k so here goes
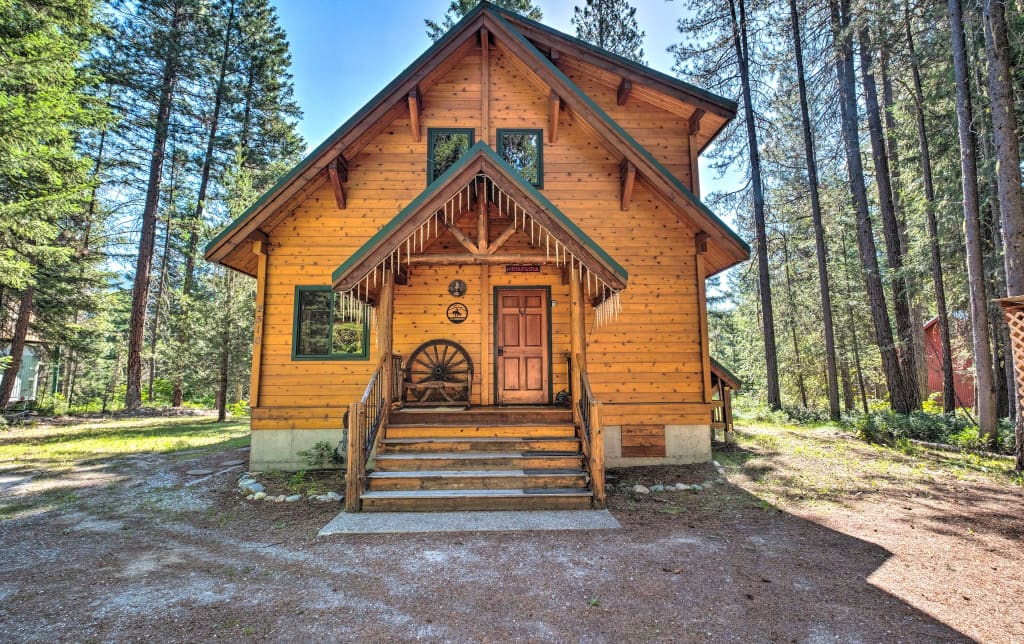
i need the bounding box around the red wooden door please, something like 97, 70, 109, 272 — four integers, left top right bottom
496, 289, 549, 404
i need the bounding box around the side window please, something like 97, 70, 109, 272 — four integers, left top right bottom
293, 287, 368, 360
427, 128, 474, 184
497, 129, 543, 187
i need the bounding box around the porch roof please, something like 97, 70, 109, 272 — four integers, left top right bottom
331, 141, 628, 299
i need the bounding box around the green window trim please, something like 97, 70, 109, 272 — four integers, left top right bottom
427, 128, 475, 184
291, 286, 370, 361
496, 128, 544, 188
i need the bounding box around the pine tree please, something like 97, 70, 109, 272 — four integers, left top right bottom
425, 0, 542, 41
0, 0, 104, 409
571, 0, 645, 64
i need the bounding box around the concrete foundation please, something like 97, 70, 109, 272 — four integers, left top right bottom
249, 428, 345, 471
603, 424, 711, 467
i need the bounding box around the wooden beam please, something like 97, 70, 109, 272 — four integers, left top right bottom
549, 92, 560, 143
408, 87, 421, 142
695, 233, 711, 403
570, 273, 585, 426
620, 160, 636, 211
477, 177, 488, 252
688, 108, 706, 135
379, 267, 395, 414
327, 157, 347, 209
617, 78, 633, 106
408, 253, 550, 265
480, 28, 490, 145
549, 48, 560, 65
489, 221, 517, 253
249, 240, 268, 409
480, 265, 489, 405
442, 219, 480, 254
695, 231, 709, 254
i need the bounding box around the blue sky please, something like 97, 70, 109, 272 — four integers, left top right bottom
273, 2, 707, 150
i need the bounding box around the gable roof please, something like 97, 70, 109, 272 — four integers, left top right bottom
710, 357, 742, 390
205, 1, 748, 275
332, 141, 628, 293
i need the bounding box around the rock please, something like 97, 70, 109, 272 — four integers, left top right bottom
186, 469, 214, 476
274, 495, 286, 502
650, 484, 665, 492
631, 484, 650, 495
221, 459, 245, 467
246, 494, 254, 500
712, 460, 722, 468
690, 484, 703, 492
253, 492, 267, 500
326, 491, 342, 501
238, 480, 264, 495
702, 482, 713, 489
674, 483, 690, 491
715, 478, 726, 485
285, 494, 301, 502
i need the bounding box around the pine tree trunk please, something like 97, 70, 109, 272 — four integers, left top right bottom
830, 0, 914, 414
906, 5, 957, 413
789, 0, 840, 419
0, 287, 34, 410
857, 28, 921, 410
217, 270, 234, 422
182, 0, 237, 298
125, 7, 186, 411
148, 152, 177, 403
950, 0, 999, 443
982, 0, 1024, 467
730, 0, 781, 409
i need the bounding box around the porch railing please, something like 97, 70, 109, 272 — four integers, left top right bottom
572, 352, 606, 508
345, 352, 403, 511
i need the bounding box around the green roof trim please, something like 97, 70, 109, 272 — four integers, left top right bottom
205, 3, 491, 256
332, 141, 628, 285
710, 356, 742, 390
488, 10, 751, 257
486, 3, 737, 115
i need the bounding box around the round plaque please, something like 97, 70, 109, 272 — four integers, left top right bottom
446, 302, 468, 324
448, 279, 467, 297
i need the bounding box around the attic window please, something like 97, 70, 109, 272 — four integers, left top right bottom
427, 128, 474, 184
497, 129, 543, 188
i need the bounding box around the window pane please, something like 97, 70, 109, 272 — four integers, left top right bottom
431, 131, 471, 181
331, 294, 365, 356
501, 131, 540, 185
297, 291, 331, 356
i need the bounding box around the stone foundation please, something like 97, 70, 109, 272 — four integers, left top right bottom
249, 428, 345, 471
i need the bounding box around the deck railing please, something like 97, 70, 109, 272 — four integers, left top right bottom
572, 352, 606, 508
345, 352, 403, 512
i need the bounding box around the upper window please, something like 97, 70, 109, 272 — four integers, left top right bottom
427, 128, 474, 184
292, 286, 369, 360
497, 129, 543, 187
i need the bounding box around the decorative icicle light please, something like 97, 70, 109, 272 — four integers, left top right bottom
545, 234, 550, 262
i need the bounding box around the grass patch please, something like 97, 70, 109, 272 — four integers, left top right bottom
0, 416, 249, 473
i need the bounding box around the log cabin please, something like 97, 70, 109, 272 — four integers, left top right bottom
204, 3, 749, 512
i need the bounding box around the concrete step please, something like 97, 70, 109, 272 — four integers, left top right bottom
360, 488, 593, 512
366, 468, 588, 491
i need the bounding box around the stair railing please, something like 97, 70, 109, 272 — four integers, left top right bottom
573, 352, 606, 508
344, 352, 402, 512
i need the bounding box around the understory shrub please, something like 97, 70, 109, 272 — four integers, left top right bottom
850, 410, 1014, 455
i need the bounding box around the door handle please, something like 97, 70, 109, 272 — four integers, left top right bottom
497, 346, 504, 356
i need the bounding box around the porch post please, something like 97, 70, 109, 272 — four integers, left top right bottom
569, 272, 585, 422
380, 269, 395, 412
249, 240, 268, 409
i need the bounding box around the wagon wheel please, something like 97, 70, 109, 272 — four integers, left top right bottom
405, 339, 474, 404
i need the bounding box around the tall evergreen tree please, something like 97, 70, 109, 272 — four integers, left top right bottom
0, 0, 104, 408
571, 0, 645, 64
425, 0, 543, 41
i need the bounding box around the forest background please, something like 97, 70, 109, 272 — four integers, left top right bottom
1, 0, 1022, 469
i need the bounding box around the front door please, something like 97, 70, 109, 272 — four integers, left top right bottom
496, 289, 549, 404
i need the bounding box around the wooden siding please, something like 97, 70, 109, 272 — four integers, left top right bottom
251, 37, 709, 430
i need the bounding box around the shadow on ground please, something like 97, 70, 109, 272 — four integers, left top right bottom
0, 445, 977, 642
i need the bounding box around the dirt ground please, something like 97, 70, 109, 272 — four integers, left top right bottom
1, 420, 1022, 642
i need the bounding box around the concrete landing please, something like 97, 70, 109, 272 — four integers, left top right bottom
318, 509, 621, 536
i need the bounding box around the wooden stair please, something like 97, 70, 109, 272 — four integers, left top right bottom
360, 407, 593, 512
